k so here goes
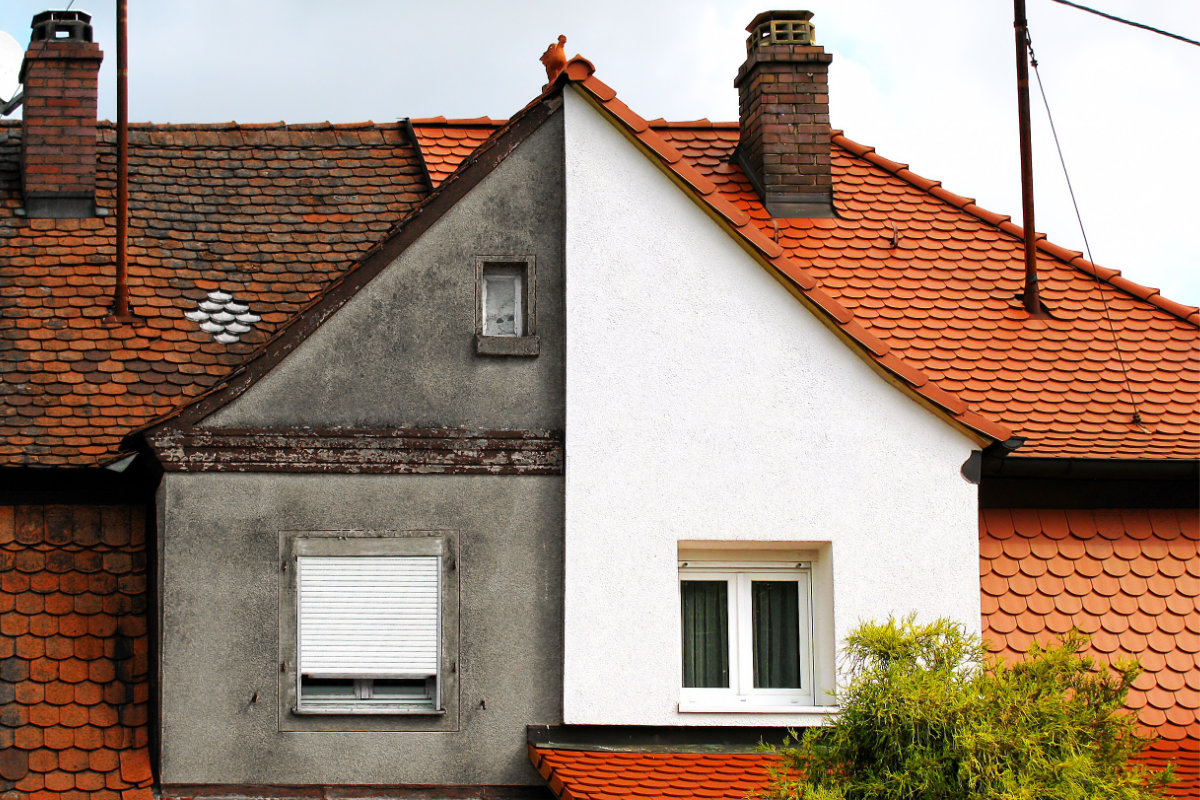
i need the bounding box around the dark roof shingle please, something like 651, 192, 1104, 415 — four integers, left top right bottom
0, 121, 427, 467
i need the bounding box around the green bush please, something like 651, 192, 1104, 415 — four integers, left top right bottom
762, 617, 1174, 800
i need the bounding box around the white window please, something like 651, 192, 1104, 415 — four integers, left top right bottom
678, 560, 814, 711
482, 265, 524, 337
474, 256, 539, 356
294, 541, 444, 715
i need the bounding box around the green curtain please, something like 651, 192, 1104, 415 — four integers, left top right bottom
681, 580, 729, 688
752, 580, 801, 688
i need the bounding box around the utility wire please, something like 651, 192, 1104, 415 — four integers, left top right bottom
1025, 31, 1143, 426
1048, 0, 1199, 47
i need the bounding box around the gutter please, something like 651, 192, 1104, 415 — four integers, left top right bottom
982, 456, 1199, 481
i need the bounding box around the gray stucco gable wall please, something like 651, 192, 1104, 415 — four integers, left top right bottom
155, 110, 566, 788
204, 110, 566, 431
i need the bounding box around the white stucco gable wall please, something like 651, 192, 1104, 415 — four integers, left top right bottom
562, 87, 982, 726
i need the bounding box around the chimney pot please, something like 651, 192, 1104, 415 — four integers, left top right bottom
745, 10, 816, 50
30, 10, 95, 43
735, 10, 835, 218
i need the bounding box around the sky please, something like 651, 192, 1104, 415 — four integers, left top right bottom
1, 1, 1197, 308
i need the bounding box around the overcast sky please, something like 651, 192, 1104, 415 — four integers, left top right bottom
1, 1, 1196, 308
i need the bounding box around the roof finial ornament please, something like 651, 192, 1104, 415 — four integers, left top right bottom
540, 35, 567, 84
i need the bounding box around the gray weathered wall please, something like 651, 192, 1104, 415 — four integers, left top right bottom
158, 473, 562, 785
206, 114, 565, 430
157, 112, 565, 786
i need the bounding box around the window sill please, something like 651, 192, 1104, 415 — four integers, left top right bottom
475, 333, 540, 357
292, 706, 446, 716
678, 701, 839, 715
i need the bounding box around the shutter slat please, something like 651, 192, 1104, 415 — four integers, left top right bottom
298, 555, 439, 675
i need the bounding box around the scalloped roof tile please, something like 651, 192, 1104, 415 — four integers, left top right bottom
981, 508, 1199, 743
411, 117, 507, 187
0, 505, 153, 800
530, 742, 1197, 800
5, 62, 1198, 464
529, 747, 778, 800
0, 121, 426, 467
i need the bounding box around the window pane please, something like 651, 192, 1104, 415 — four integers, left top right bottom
484, 273, 519, 336
752, 580, 801, 688
300, 677, 356, 700
370, 678, 432, 700
681, 580, 729, 688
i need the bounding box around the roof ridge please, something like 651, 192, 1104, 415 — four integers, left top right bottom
832, 131, 1200, 328
92, 120, 409, 131
411, 116, 508, 127
563, 62, 1011, 446
645, 118, 739, 130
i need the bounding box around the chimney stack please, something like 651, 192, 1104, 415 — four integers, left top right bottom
19, 10, 102, 218
734, 11, 834, 218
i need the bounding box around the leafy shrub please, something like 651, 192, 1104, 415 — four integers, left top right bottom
762, 616, 1174, 800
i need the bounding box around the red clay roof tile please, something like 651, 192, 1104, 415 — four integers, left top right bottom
531, 747, 779, 800
6, 67, 1199, 463
1, 121, 427, 467
981, 508, 1199, 743
1, 504, 153, 798
530, 743, 1197, 799
407, 75, 1198, 458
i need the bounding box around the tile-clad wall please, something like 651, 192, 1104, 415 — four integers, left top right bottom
0, 505, 153, 800
980, 508, 1199, 743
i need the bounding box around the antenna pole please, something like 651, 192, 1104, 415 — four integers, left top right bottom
1014, 0, 1040, 315
113, 0, 130, 318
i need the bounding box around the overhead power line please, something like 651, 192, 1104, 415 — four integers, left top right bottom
1024, 30, 1143, 424
1048, 0, 1200, 47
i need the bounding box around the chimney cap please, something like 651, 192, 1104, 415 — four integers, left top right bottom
746, 10, 816, 48
30, 10, 94, 44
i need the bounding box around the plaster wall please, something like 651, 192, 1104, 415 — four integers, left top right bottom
156, 113, 566, 786
561, 88, 981, 726
207, 114, 565, 430
157, 472, 563, 785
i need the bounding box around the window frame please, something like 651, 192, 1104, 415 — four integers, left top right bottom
474, 255, 539, 356
278, 531, 459, 731
294, 542, 442, 715
678, 559, 815, 711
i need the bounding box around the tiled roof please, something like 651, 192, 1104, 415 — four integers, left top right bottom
529, 744, 1198, 799
411, 117, 506, 187
0, 121, 427, 467
1141, 739, 1200, 799
529, 746, 777, 800
0, 505, 152, 800
405, 103, 1197, 454
980, 508, 1199, 742
4, 61, 1197, 464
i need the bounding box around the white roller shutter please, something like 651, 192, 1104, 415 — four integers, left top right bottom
298, 555, 439, 677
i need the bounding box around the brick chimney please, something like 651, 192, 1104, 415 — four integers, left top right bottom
19, 10, 103, 218
734, 10, 834, 218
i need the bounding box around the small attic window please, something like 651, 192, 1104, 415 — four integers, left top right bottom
483, 266, 523, 337
475, 256, 538, 357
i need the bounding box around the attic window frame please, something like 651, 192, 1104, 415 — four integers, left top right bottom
475, 255, 540, 357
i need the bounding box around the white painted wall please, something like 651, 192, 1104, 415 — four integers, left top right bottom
562, 88, 982, 726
